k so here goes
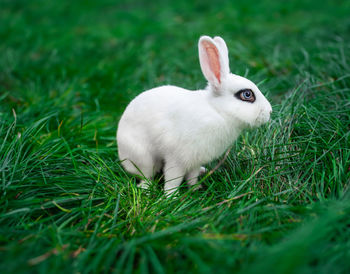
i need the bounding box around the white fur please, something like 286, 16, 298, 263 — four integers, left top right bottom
117, 36, 272, 196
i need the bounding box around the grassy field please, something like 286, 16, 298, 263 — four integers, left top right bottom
1, 0, 350, 273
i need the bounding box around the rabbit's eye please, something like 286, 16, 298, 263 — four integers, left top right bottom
235, 89, 255, 103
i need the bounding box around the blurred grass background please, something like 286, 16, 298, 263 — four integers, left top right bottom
1, 0, 350, 273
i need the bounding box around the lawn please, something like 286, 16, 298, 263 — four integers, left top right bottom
1, 0, 350, 273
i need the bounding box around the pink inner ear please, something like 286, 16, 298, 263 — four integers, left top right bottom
202, 41, 221, 83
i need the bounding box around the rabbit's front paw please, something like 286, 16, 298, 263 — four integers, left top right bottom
199, 167, 207, 175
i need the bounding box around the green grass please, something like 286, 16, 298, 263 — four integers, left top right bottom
1, 0, 350, 273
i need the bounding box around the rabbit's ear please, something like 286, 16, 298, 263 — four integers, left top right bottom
199, 36, 230, 92
213, 36, 230, 75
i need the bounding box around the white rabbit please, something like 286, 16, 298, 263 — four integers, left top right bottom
117, 35, 272, 196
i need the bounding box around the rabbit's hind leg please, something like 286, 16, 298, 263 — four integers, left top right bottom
134, 159, 154, 190
134, 160, 154, 190
119, 150, 155, 190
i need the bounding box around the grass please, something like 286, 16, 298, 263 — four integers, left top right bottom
1, 0, 350, 273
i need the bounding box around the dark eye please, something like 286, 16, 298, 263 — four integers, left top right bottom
234, 89, 255, 103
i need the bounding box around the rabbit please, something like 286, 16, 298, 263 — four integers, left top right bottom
117, 35, 272, 196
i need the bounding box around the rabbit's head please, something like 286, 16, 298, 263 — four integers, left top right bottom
199, 36, 272, 128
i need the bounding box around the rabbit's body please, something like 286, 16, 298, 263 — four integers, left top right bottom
118, 85, 241, 176
117, 36, 272, 196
